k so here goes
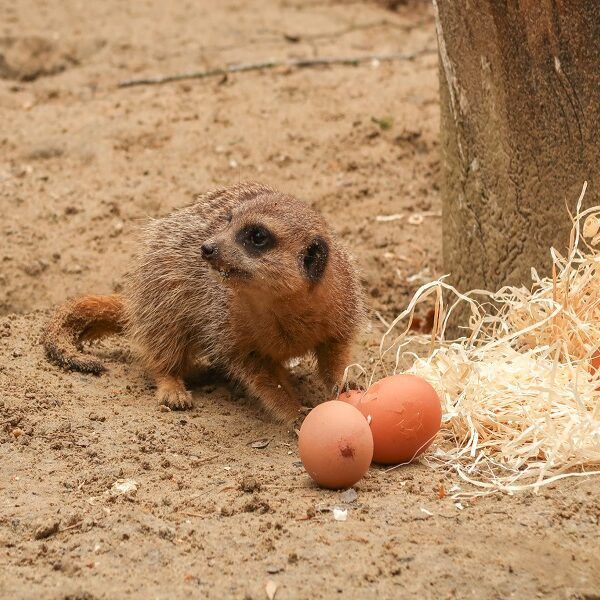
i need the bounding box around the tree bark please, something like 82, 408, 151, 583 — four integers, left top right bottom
434, 0, 599, 292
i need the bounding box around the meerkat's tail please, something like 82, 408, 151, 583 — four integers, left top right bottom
42, 294, 126, 375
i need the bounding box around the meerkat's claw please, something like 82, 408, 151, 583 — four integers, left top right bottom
158, 389, 193, 410
157, 387, 193, 410
154, 374, 193, 410
344, 380, 364, 392
290, 413, 305, 434
331, 380, 364, 400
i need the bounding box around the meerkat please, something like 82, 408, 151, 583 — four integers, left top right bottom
42, 182, 365, 424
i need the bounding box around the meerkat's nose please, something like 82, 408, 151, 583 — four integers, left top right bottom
201, 242, 218, 260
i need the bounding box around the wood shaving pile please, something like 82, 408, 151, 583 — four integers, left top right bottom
367, 185, 600, 496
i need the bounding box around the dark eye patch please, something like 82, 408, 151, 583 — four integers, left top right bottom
235, 224, 275, 255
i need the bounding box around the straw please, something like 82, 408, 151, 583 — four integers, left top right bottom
358, 183, 600, 497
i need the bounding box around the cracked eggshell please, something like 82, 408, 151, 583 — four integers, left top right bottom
299, 401, 373, 490
357, 374, 442, 465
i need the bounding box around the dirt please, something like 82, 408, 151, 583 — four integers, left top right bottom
0, 1, 598, 599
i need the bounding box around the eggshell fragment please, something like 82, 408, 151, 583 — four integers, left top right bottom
299, 401, 373, 489
357, 374, 442, 465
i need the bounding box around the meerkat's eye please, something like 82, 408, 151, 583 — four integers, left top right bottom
225, 212, 233, 223
236, 225, 275, 254
248, 227, 268, 247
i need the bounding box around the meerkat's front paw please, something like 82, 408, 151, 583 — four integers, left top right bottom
290, 407, 313, 435
157, 387, 193, 410
270, 401, 304, 428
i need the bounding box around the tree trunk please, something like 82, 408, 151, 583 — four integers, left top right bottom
434, 0, 599, 292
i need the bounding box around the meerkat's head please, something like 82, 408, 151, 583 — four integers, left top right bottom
200, 191, 332, 297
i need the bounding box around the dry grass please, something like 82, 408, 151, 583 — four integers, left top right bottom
356, 184, 600, 497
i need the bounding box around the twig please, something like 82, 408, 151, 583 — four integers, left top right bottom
59, 521, 84, 534
118, 48, 435, 88
191, 453, 220, 466
182, 480, 227, 503
285, 18, 428, 43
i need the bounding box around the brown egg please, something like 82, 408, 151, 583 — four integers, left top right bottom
356, 374, 442, 465
299, 401, 374, 489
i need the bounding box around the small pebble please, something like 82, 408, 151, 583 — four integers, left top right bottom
332, 508, 348, 522
240, 476, 261, 493
111, 221, 124, 237
339, 488, 358, 503
266, 565, 282, 574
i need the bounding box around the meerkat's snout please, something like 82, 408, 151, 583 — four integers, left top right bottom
201, 234, 251, 280
201, 242, 218, 260
200, 240, 227, 272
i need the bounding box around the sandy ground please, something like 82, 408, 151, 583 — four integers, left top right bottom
1, 1, 599, 598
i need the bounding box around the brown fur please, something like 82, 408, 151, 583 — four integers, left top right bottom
42, 295, 125, 374
42, 182, 365, 423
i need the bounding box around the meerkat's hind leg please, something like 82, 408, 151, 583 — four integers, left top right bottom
144, 338, 196, 410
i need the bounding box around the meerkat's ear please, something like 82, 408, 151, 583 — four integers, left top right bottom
302, 237, 329, 283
